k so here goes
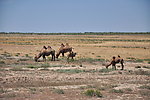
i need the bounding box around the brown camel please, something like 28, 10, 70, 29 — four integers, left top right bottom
34, 46, 55, 62
56, 43, 73, 58
106, 55, 124, 70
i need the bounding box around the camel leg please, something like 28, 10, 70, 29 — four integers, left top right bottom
106, 63, 111, 69
120, 60, 124, 70
51, 54, 55, 61
72, 56, 74, 59
43, 55, 46, 62
56, 53, 60, 58
62, 52, 64, 57
112, 65, 116, 70
51, 54, 53, 61
67, 56, 69, 60
54, 54, 55, 61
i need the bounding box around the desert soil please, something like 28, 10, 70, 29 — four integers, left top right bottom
0, 34, 150, 100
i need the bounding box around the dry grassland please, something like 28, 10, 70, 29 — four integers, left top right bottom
0, 34, 150, 100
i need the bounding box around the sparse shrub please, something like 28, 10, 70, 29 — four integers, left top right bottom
98, 87, 106, 91
15, 53, 20, 56
134, 69, 150, 76
67, 59, 75, 62
41, 63, 50, 68
84, 89, 103, 97
25, 54, 29, 57
1, 52, 11, 57
18, 58, 29, 61
29, 88, 37, 92
99, 68, 115, 73
53, 89, 64, 94
135, 59, 144, 62
0, 88, 7, 93
124, 88, 133, 92
80, 86, 87, 89
0, 61, 5, 64
86, 85, 96, 88
71, 65, 76, 67
97, 56, 101, 57
142, 66, 150, 69
139, 90, 150, 96
29, 88, 37, 94
27, 65, 39, 69
41, 63, 63, 68
139, 85, 150, 90
126, 57, 135, 60
110, 89, 123, 93
109, 84, 118, 88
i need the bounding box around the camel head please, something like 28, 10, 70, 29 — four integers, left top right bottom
73, 52, 77, 57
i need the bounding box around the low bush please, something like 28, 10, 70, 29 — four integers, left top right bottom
0, 61, 5, 64
27, 65, 39, 69
84, 89, 103, 97
139, 85, 150, 90
53, 89, 64, 94
142, 66, 150, 69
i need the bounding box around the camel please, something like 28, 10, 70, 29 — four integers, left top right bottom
56, 47, 73, 58
34, 46, 55, 62
106, 55, 124, 70
56, 43, 73, 58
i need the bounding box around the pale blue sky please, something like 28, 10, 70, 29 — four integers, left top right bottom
0, 0, 149, 33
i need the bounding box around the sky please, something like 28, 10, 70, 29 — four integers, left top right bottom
0, 0, 149, 33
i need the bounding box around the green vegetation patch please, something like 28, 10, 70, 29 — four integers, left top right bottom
53, 89, 64, 94
83, 89, 103, 98
139, 85, 150, 90
142, 66, 150, 69
27, 65, 40, 69
0, 61, 5, 64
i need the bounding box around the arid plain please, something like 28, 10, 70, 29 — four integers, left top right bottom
0, 34, 150, 100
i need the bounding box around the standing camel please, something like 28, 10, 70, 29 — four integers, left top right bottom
56, 43, 73, 58
34, 46, 55, 62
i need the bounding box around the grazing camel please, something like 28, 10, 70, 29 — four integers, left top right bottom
106, 55, 124, 70
34, 46, 55, 62
67, 51, 77, 60
115, 55, 124, 70
106, 56, 117, 70
56, 43, 73, 58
